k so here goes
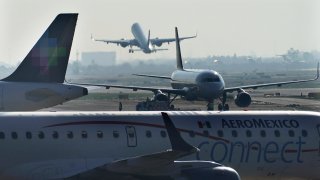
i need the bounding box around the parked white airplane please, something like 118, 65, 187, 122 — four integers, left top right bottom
91, 23, 196, 53
0, 110, 318, 179
0, 13, 87, 111
74, 27, 319, 111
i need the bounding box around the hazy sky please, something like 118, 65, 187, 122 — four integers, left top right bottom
1, 0, 319, 65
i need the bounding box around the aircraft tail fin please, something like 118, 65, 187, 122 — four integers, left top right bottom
3, 13, 78, 83
147, 30, 151, 46
175, 27, 184, 70
317, 62, 319, 79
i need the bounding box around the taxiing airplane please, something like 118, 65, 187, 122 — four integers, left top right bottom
72, 27, 319, 111
0, 13, 87, 111
0, 110, 318, 179
91, 23, 196, 53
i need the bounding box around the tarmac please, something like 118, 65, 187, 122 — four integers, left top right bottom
41, 88, 320, 112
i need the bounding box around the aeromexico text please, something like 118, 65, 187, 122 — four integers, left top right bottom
222, 118, 299, 129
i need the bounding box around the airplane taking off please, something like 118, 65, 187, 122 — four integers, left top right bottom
0, 110, 319, 179
72, 27, 319, 111
0, 14, 87, 111
91, 23, 196, 53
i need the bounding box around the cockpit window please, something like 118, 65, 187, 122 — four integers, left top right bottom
203, 77, 220, 82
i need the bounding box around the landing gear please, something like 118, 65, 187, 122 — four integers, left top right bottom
218, 103, 229, 111
218, 92, 229, 111
129, 49, 134, 53
207, 100, 214, 111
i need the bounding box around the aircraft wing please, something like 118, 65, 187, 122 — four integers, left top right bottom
132, 73, 172, 79
68, 82, 187, 96
150, 34, 197, 45
224, 63, 319, 92
91, 35, 139, 47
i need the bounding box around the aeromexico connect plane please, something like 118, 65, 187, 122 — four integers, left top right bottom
91, 22, 196, 53
74, 27, 319, 111
0, 13, 87, 111
0, 110, 319, 179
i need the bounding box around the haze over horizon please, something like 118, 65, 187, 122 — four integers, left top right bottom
1, 0, 319, 65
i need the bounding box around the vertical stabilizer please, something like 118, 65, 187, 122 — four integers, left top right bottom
175, 27, 184, 70
147, 30, 151, 46
3, 13, 78, 83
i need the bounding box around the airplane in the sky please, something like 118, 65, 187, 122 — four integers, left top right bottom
0, 13, 88, 111
91, 22, 197, 53
71, 27, 319, 111
0, 110, 319, 179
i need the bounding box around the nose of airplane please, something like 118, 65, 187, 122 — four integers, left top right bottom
83, 87, 88, 95
198, 82, 224, 99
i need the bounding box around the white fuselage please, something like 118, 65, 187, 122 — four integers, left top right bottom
0, 82, 87, 111
170, 69, 225, 100
131, 23, 153, 53
0, 111, 318, 179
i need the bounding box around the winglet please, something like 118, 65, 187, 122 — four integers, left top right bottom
161, 112, 197, 152
175, 27, 184, 70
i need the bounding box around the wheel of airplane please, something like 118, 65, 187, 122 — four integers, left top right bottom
218, 104, 223, 111
224, 104, 229, 111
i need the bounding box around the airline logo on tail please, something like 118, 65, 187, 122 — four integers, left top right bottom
3, 14, 77, 83
32, 32, 67, 75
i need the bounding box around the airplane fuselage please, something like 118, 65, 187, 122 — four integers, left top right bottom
131, 23, 153, 53
170, 69, 225, 100
0, 82, 87, 111
0, 111, 318, 179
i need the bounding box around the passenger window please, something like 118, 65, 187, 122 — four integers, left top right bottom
232, 130, 238, 137
246, 130, 252, 137
198, 121, 203, 128
189, 131, 195, 138
38, 131, 45, 139
81, 131, 88, 139
52, 131, 59, 139
113, 131, 119, 138
288, 130, 295, 137
301, 130, 308, 137
160, 130, 167, 138
0, 132, 5, 139
146, 130, 152, 138
26, 132, 32, 139
217, 130, 224, 137
205, 121, 212, 128
67, 131, 73, 139
11, 132, 18, 139
274, 130, 280, 137
97, 131, 103, 138
260, 130, 266, 138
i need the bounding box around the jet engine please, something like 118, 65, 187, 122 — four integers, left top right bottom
234, 89, 251, 107
152, 90, 169, 101
120, 43, 128, 48
181, 167, 240, 180
154, 42, 162, 47
183, 87, 198, 101
177, 161, 240, 180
